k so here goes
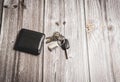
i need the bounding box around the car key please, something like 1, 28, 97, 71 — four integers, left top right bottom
58, 39, 70, 59
46, 32, 66, 51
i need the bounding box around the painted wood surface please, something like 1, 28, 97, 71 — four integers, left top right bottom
106, 0, 120, 82
0, 0, 3, 31
0, 0, 120, 82
85, 0, 114, 82
44, 0, 89, 82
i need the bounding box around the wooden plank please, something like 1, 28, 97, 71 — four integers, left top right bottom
0, 0, 19, 82
16, 0, 44, 82
85, 0, 114, 82
43, 0, 90, 82
0, 0, 4, 31
106, 0, 120, 82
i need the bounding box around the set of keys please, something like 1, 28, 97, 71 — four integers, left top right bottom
46, 32, 70, 59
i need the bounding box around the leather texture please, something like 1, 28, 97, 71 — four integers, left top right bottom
14, 29, 45, 55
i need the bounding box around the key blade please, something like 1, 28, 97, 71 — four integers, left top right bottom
65, 49, 68, 59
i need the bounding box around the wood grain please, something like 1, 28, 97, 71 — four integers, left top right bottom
43, 0, 89, 82
16, 0, 44, 82
106, 0, 120, 82
0, 0, 120, 82
43, 0, 66, 81
0, 0, 4, 31
0, 0, 19, 82
85, 0, 114, 82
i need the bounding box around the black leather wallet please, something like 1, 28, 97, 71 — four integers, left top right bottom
14, 29, 45, 55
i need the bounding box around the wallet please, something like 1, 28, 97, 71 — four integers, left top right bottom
14, 29, 45, 55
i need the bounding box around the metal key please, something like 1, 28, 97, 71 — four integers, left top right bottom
58, 39, 70, 59
46, 32, 61, 43
46, 32, 65, 43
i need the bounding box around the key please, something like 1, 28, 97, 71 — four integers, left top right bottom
46, 32, 61, 43
58, 39, 70, 59
57, 35, 65, 41
47, 36, 65, 51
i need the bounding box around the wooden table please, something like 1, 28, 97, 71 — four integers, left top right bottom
0, 0, 120, 82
